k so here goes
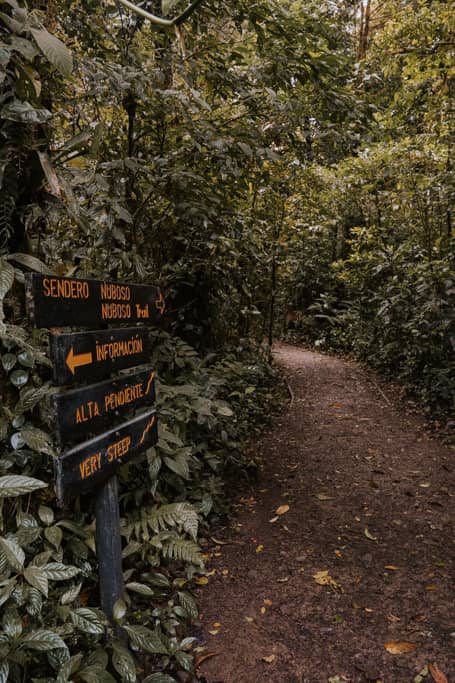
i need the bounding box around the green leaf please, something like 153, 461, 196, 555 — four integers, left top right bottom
0, 258, 14, 300
30, 28, 73, 76
24, 566, 48, 597
175, 651, 193, 672
163, 453, 190, 480
42, 562, 80, 581
142, 674, 176, 683
20, 629, 67, 651
0, 536, 25, 572
178, 591, 198, 620
56, 653, 83, 683
125, 582, 154, 597
216, 402, 234, 417
112, 640, 137, 683
60, 582, 82, 605
38, 505, 54, 526
21, 426, 53, 455
0, 661, 9, 683
0, 99, 52, 123
113, 598, 127, 622
0, 474, 47, 497
16, 384, 50, 412
45, 525, 63, 549
70, 608, 105, 635
6, 252, 52, 274
123, 625, 168, 654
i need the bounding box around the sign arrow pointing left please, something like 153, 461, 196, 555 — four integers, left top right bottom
66, 346, 93, 375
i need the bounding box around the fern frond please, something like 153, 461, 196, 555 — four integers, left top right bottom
161, 534, 202, 567
122, 502, 199, 542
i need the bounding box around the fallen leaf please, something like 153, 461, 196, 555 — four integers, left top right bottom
213, 622, 221, 628
428, 663, 448, 683
384, 565, 399, 570
315, 493, 334, 500
313, 570, 342, 591
195, 576, 209, 585
419, 482, 431, 488
384, 640, 416, 654
264, 599, 272, 606
269, 516, 279, 523
245, 616, 254, 623
256, 544, 264, 553
415, 665, 429, 683
222, 569, 229, 576
335, 550, 343, 558
364, 527, 377, 541
206, 569, 216, 576
276, 505, 290, 515
262, 655, 276, 664
194, 651, 221, 670
260, 606, 266, 614
276, 576, 289, 583
426, 584, 437, 591
210, 537, 229, 545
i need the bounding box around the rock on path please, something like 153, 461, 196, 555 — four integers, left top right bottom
197, 344, 454, 683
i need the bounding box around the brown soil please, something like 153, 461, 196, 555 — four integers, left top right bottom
195, 343, 454, 683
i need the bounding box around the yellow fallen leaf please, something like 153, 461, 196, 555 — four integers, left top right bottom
222, 569, 229, 576
245, 616, 254, 623
384, 640, 416, 654
269, 516, 279, 523
264, 599, 272, 606
335, 550, 342, 558
276, 505, 290, 515
276, 576, 289, 582
206, 569, 216, 576
313, 570, 341, 591
261, 606, 266, 614
384, 565, 399, 570
426, 584, 437, 591
213, 622, 221, 627
364, 527, 377, 541
208, 629, 219, 635
256, 544, 264, 553
194, 576, 209, 585
262, 655, 276, 663
315, 493, 334, 500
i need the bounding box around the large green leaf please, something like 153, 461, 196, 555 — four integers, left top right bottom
20, 629, 67, 651
0, 536, 25, 572
0, 475, 47, 497
70, 608, 106, 635
30, 28, 72, 76
123, 625, 168, 655
0, 99, 51, 123
0, 258, 14, 300
24, 566, 48, 597
112, 640, 137, 683
42, 562, 80, 581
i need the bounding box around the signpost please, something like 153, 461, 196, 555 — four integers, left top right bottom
49, 327, 149, 385
26, 273, 164, 626
53, 367, 155, 443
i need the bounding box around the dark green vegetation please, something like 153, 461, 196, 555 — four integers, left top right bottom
0, 0, 453, 680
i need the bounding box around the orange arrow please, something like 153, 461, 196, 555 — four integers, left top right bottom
66, 346, 93, 375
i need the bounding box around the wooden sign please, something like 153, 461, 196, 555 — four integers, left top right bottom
55, 407, 158, 502
26, 273, 165, 328
52, 367, 156, 444
49, 327, 148, 386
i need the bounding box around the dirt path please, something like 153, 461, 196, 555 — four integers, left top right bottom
196, 344, 454, 683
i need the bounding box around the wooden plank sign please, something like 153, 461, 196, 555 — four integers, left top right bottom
49, 327, 149, 386
26, 273, 165, 328
55, 407, 158, 502
52, 367, 156, 444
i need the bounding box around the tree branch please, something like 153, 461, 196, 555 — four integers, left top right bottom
115, 0, 205, 28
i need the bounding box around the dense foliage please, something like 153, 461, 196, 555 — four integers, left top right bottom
0, 0, 453, 680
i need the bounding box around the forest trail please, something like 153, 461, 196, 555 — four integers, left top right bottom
196, 343, 454, 683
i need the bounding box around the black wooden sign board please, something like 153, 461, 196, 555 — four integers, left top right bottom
55, 407, 158, 502
49, 327, 149, 386
26, 273, 165, 328
52, 366, 156, 445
